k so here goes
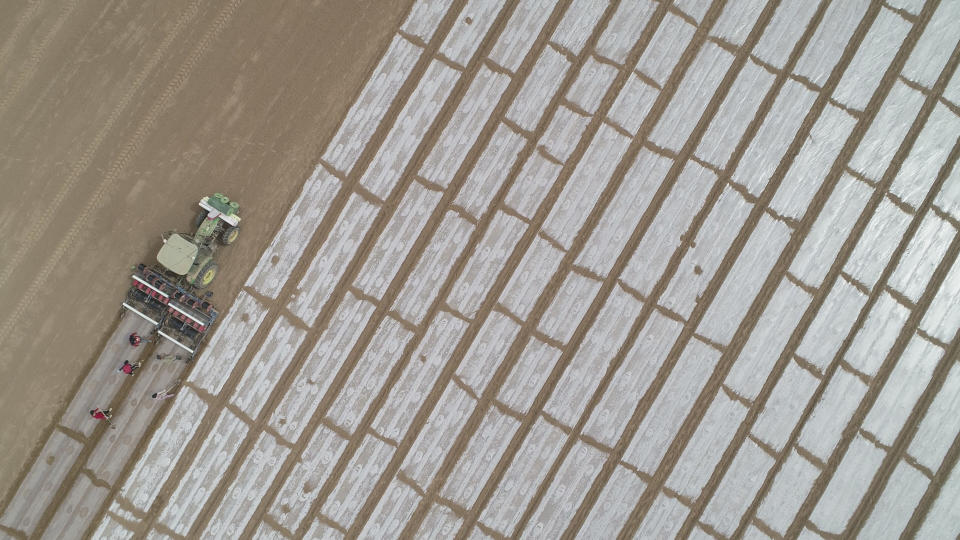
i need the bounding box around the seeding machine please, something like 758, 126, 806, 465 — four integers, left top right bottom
121, 193, 241, 356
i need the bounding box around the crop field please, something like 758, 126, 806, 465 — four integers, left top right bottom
2, 0, 960, 538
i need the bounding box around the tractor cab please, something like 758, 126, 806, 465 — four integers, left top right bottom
157, 233, 199, 275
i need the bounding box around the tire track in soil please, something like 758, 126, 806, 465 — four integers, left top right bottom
0, 0, 42, 77
130, 1, 462, 536
623, 1, 943, 536
723, 2, 948, 536
0, 0, 78, 122
0, 0, 210, 345
0, 0, 123, 155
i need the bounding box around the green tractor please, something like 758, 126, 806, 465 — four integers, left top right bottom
156, 193, 241, 289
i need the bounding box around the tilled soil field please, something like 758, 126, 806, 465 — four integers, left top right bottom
2, 0, 960, 538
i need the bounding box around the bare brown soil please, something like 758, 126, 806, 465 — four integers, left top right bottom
0, 0, 410, 499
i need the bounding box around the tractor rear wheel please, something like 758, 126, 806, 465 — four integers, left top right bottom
220, 226, 239, 245
193, 209, 207, 228
195, 261, 218, 288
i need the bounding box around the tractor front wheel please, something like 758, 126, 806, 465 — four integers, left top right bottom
195, 261, 218, 288
220, 226, 239, 245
